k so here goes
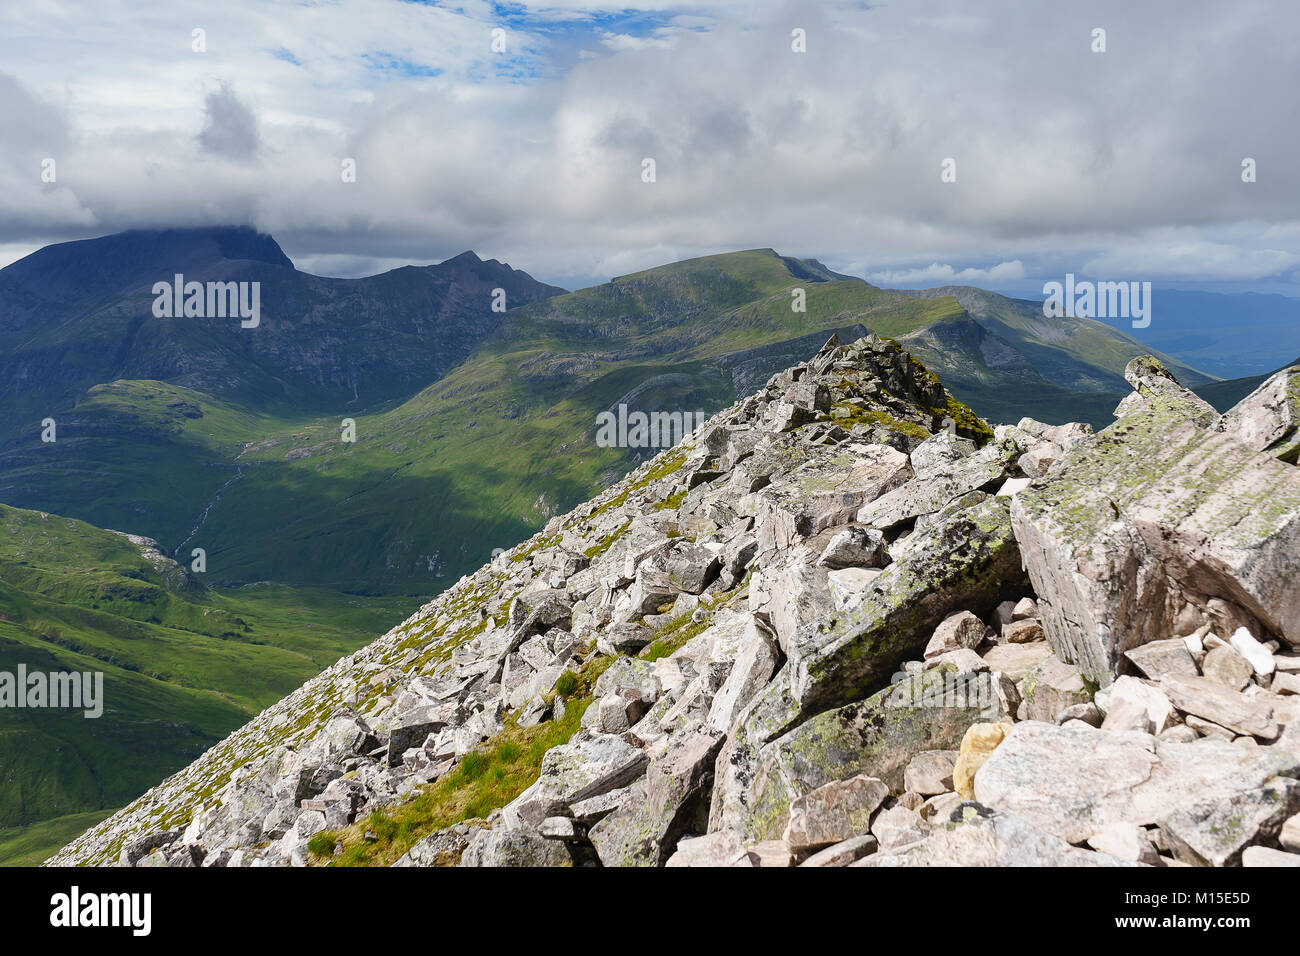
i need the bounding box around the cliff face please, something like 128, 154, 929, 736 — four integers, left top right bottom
50, 336, 1300, 868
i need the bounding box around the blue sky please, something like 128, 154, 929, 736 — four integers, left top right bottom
0, 0, 1297, 296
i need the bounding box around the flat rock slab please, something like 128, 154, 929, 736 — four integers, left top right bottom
857, 806, 1138, 867
783, 774, 888, 852
1160, 673, 1278, 739
973, 720, 1300, 843
981, 641, 1053, 682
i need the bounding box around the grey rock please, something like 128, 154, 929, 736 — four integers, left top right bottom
1159, 779, 1300, 867
798, 834, 879, 867
1161, 673, 1278, 739
973, 720, 1300, 843
903, 750, 959, 795
782, 774, 889, 852
1124, 638, 1198, 680
858, 807, 1138, 867
459, 828, 574, 867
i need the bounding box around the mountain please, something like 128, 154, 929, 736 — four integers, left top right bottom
51, 337, 1300, 868
0, 501, 415, 863
0, 242, 1212, 595
0, 226, 565, 425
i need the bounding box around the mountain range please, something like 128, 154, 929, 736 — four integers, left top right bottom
0, 226, 1285, 862
0, 229, 1231, 596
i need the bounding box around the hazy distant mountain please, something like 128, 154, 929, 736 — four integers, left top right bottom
1086, 289, 1300, 379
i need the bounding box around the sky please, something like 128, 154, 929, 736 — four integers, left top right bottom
1, 0, 1298, 295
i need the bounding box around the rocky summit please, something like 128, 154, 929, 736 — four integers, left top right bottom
49, 336, 1300, 868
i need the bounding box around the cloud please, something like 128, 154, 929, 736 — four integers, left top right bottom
866, 261, 1027, 286
0, 0, 1296, 293
197, 84, 260, 160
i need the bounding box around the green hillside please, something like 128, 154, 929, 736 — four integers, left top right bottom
0, 248, 1216, 594
0, 503, 415, 844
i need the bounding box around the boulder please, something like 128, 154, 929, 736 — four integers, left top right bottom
856, 439, 1019, 531
1098, 676, 1177, 735
1213, 365, 1300, 463
712, 667, 997, 843
953, 722, 1011, 799
973, 720, 1300, 843
1018, 656, 1089, 723
924, 611, 989, 659
754, 443, 911, 553
1123, 638, 1197, 680
1201, 645, 1254, 691
503, 735, 649, 829
459, 828, 573, 867
1159, 779, 1300, 867
1160, 674, 1278, 739
788, 496, 1029, 718
589, 726, 727, 867
859, 806, 1137, 867
1012, 359, 1300, 684
665, 830, 750, 867
903, 750, 959, 796
817, 526, 888, 569
706, 618, 779, 733
797, 834, 879, 867
782, 774, 889, 853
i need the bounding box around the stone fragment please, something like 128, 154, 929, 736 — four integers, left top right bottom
903, 750, 959, 796
871, 804, 930, 851
782, 774, 889, 853
1018, 656, 1089, 723
858, 807, 1136, 867
664, 830, 750, 868
1002, 619, 1045, 644
797, 835, 878, 867
1160, 674, 1278, 739
1098, 676, 1177, 735
924, 611, 989, 659
459, 828, 573, 867
1123, 638, 1198, 680
1201, 645, 1255, 691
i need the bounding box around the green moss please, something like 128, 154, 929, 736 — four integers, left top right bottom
584, 520, 630, 559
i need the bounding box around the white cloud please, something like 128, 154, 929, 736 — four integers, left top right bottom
0, 0, 1297, 292
866, 260, 1027, 286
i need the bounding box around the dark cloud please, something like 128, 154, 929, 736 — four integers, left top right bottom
197, 84, 260, 161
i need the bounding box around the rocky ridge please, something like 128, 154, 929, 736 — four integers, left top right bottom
49, 336, 1300, 868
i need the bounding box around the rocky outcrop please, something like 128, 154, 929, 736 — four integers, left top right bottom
1012, 356, 1300, 684
49, 341, 1300, 869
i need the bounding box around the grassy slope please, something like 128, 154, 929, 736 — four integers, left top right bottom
0, 810, 114, 867
0, 503, 416, 839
